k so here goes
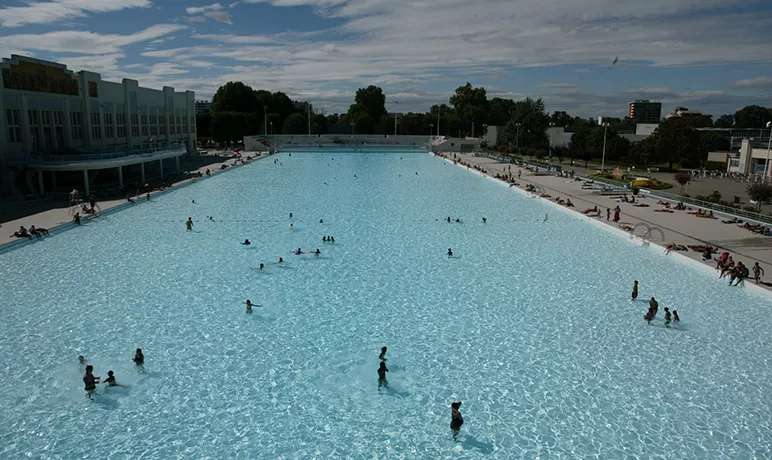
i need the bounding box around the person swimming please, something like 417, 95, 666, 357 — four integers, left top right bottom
78, 355, 87, 367
447, 248, 453, 258
447, 217, 451, 223
377, 362, 389, 391
186, 217, 193, 232
294, 248, 302, 255
664, 307, 672, 328
632, 280, 638, 301
455, 219, 460, 223
320, 219, 324, 223
289, 213, 293, 218
314, 248, 321, 256
133, 348, 145, 366
330, 236, 335, 243
244, 299, 257, 313
482, 217, 486, 224
673, 310, 680, 322
278, 257, 284, 264
323, 236, 327, 242
83, 365, 100, 394
379, 347, 387, 361
450, 402, 464, 440
242, 239, 251, 245
290, 223, 294, 229
259, 263, 265, 270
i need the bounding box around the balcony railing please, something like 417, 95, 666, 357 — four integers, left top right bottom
24, 144, 187, 163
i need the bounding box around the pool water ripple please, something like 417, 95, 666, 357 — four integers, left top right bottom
1, 151, 771, 458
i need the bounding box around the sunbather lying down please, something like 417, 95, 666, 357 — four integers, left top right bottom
633, 203, 650, 207
722, 217, 742, 224
664, 243, 688, 254
655, 209, 674, 213
620, 224, 634, 231
689, 245, 716, 252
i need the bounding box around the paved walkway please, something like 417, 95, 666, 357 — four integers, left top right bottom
448, 153, 772, 286
1, 153, 264, 247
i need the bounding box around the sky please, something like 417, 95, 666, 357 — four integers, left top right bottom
0, 0, 771, 118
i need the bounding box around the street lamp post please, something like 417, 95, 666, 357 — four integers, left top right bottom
764, 121, 772, 182
350, 123, 355, 135
437, 107, 441, 137
269, 121, 273, 151
515, 122, 521, 150
263, 106, 268, 136
392, 101, 399, 135
307, 102, 311, 135
429, 123, 434, 136
548, 122, 555, 166
601, 122, 609, 173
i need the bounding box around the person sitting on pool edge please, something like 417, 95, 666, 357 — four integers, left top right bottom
133, 348, 144, 366
377, 362, 389, 391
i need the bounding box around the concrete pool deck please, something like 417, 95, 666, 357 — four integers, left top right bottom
445, 152, 772, 286
0, 153, 265, 248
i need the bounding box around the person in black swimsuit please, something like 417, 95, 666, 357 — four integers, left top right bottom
379, 347, 387, 361
451, 401, 464, 440
83, 365, 100, 397
447, 248, 453, 258
378, 362, 389, 391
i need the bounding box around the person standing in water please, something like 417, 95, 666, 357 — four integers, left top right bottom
83, 365, 100, 396
133, 348, 145, 366
379, 347, 388, 361
447, 248, 453, 258
377, 362, 389, 391
186, 217, 193, 232
244, 299, 260, 313
631, 281, 639, 301
450, 402, 464, 441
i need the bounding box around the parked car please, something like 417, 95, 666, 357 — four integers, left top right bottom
647, 167, 660, 172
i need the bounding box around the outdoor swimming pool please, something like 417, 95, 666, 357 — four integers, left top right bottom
1, 150, 770, 458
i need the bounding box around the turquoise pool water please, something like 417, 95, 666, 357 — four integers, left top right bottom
1, 151, 771, 458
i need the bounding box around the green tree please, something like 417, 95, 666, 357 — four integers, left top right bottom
450, 82, 489, 137
311, 113, 328, 134
699, 132, 730, 152
649, 120, 701, 170
549, 111, 573, 127
347, 86, 386, 130
271, 92, 296, 129
211, 111, 246, 144
714, 114, 734, 128
211, 82, 259, 113
747, 183, 772, 211
282, 113, 307, 134
674, 171, 691, 193
196, 112, 212, 138
504, 97, 550, 148
488, 98, 516, 126
327, 114, 340, 124
733, 105, 772, 128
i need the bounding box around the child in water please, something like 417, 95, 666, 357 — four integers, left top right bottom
673, 310, 680, 323
451, 402, 464, 441
377, 362, 389, 391
104, 370, 123, 387
244, 299, 255, 313
133, 348, 145, 366
664, 308, 672, 328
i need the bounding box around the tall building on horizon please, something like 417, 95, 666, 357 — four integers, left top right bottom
628, 100, 662, 124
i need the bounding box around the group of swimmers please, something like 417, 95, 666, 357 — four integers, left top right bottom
80, 349, 144, 398
632, 281, 680, 327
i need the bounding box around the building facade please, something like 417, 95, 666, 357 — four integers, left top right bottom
0, 55, 196, 159
195, 100, 211, 113
628, 100, 662, 124
0, 55, 196, 197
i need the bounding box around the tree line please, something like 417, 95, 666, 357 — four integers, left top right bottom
196, 80, 770, 169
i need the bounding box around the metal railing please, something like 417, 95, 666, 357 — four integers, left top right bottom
26, 144, 187, 163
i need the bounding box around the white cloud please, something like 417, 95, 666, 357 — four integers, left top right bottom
0, 24, 185, 55
186, 16, 207, 22
204, 10, 232, 23
185, 3, 224, 14
733, 77, 772, 90
149, 63, 189, 75
0, 0, 151, 27
229, 1, 240, 6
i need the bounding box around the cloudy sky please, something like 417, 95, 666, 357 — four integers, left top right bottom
1, 0, 771, 117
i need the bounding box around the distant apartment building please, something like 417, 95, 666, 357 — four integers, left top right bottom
628, 100, 662, 124
195, 100, 211, 113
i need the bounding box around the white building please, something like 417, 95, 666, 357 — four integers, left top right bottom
732, 138, 772, 175
0, 55, 197, 196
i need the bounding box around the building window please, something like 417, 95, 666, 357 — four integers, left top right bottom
29, 110, 41, 150
190, 116, 195, 125
29, 110, 40, 126
160, 124, 166, 135
91, 112, 101, 139
169, 115, 174, 125
177, 125, 181, 135
71, 112, 83, 140
150, 125, 157, 136
42, 111, 52, 126
131, 126, 139, 137
54, 111, 64, 126
6, 109, 21, 143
